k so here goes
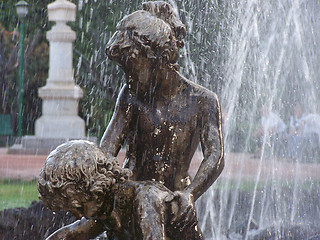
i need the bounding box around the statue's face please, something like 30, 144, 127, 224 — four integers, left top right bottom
106, 28, 155, 88
106, 29, 133, 67
66, 195, 106, 219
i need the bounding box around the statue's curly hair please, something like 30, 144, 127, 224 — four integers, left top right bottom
37, 140, 131, 211
142, 1, 186, 48
109, 1, 186, 69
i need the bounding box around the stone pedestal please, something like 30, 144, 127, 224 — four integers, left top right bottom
35, 0, 85, 139
10, 0, 90, 155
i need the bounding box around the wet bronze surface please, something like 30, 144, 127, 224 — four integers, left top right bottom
39, 1, 224, 239
101, 0, 224, 200
38, 140, 203, 239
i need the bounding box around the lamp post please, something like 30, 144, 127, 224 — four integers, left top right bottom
15, 1, 28, 137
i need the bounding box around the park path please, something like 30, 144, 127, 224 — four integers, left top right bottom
1, 148, 319, 181
0, 148, 126, 180
0, 148, 47, 180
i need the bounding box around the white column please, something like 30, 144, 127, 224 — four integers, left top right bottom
35, 0, 85, 138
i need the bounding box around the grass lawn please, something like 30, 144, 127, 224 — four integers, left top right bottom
0, 180, 39, 210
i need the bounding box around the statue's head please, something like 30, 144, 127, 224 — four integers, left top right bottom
38, 140, 131, 219
106, 1, 186, 70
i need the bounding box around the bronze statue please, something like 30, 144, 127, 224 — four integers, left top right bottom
38, 1, 224, 239
38, 140, 202, 239
101, 0, 224, 235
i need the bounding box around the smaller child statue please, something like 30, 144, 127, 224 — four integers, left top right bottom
38, 140, 202, 239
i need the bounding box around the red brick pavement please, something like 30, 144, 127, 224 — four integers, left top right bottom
1, 148, 319, 181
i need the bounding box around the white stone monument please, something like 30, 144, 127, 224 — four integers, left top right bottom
10, 0, 87, 154
35, 0, 85, 138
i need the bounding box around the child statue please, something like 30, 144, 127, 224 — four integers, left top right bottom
38, 140, 202, 239
100, 0, 224, 236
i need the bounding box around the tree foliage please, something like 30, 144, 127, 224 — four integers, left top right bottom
0, 0, 49, 134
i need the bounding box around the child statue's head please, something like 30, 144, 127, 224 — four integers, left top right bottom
106, 1, 186, 70
38, 140, 131, 219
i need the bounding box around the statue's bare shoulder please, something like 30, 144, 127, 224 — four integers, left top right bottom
184, 77, 221, 116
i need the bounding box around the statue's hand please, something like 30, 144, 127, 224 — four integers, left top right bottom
165, 190, 198, 232
46, 218, 104, 240
45, 218, 85, 240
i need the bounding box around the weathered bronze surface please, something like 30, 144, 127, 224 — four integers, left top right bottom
38, 1, 224, 239
38, 140, 203, 239
101, 0, 224, 235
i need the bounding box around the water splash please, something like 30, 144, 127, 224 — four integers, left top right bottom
193, 0, 320, 239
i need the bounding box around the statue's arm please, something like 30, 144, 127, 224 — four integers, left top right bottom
46, 218, 104, 240
100, 85, 131, 157
186, 94, 224, 200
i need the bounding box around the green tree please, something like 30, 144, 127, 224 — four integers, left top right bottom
0, 0, 51, 134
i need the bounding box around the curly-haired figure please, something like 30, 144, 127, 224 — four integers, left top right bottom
38, 140, 201, 239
